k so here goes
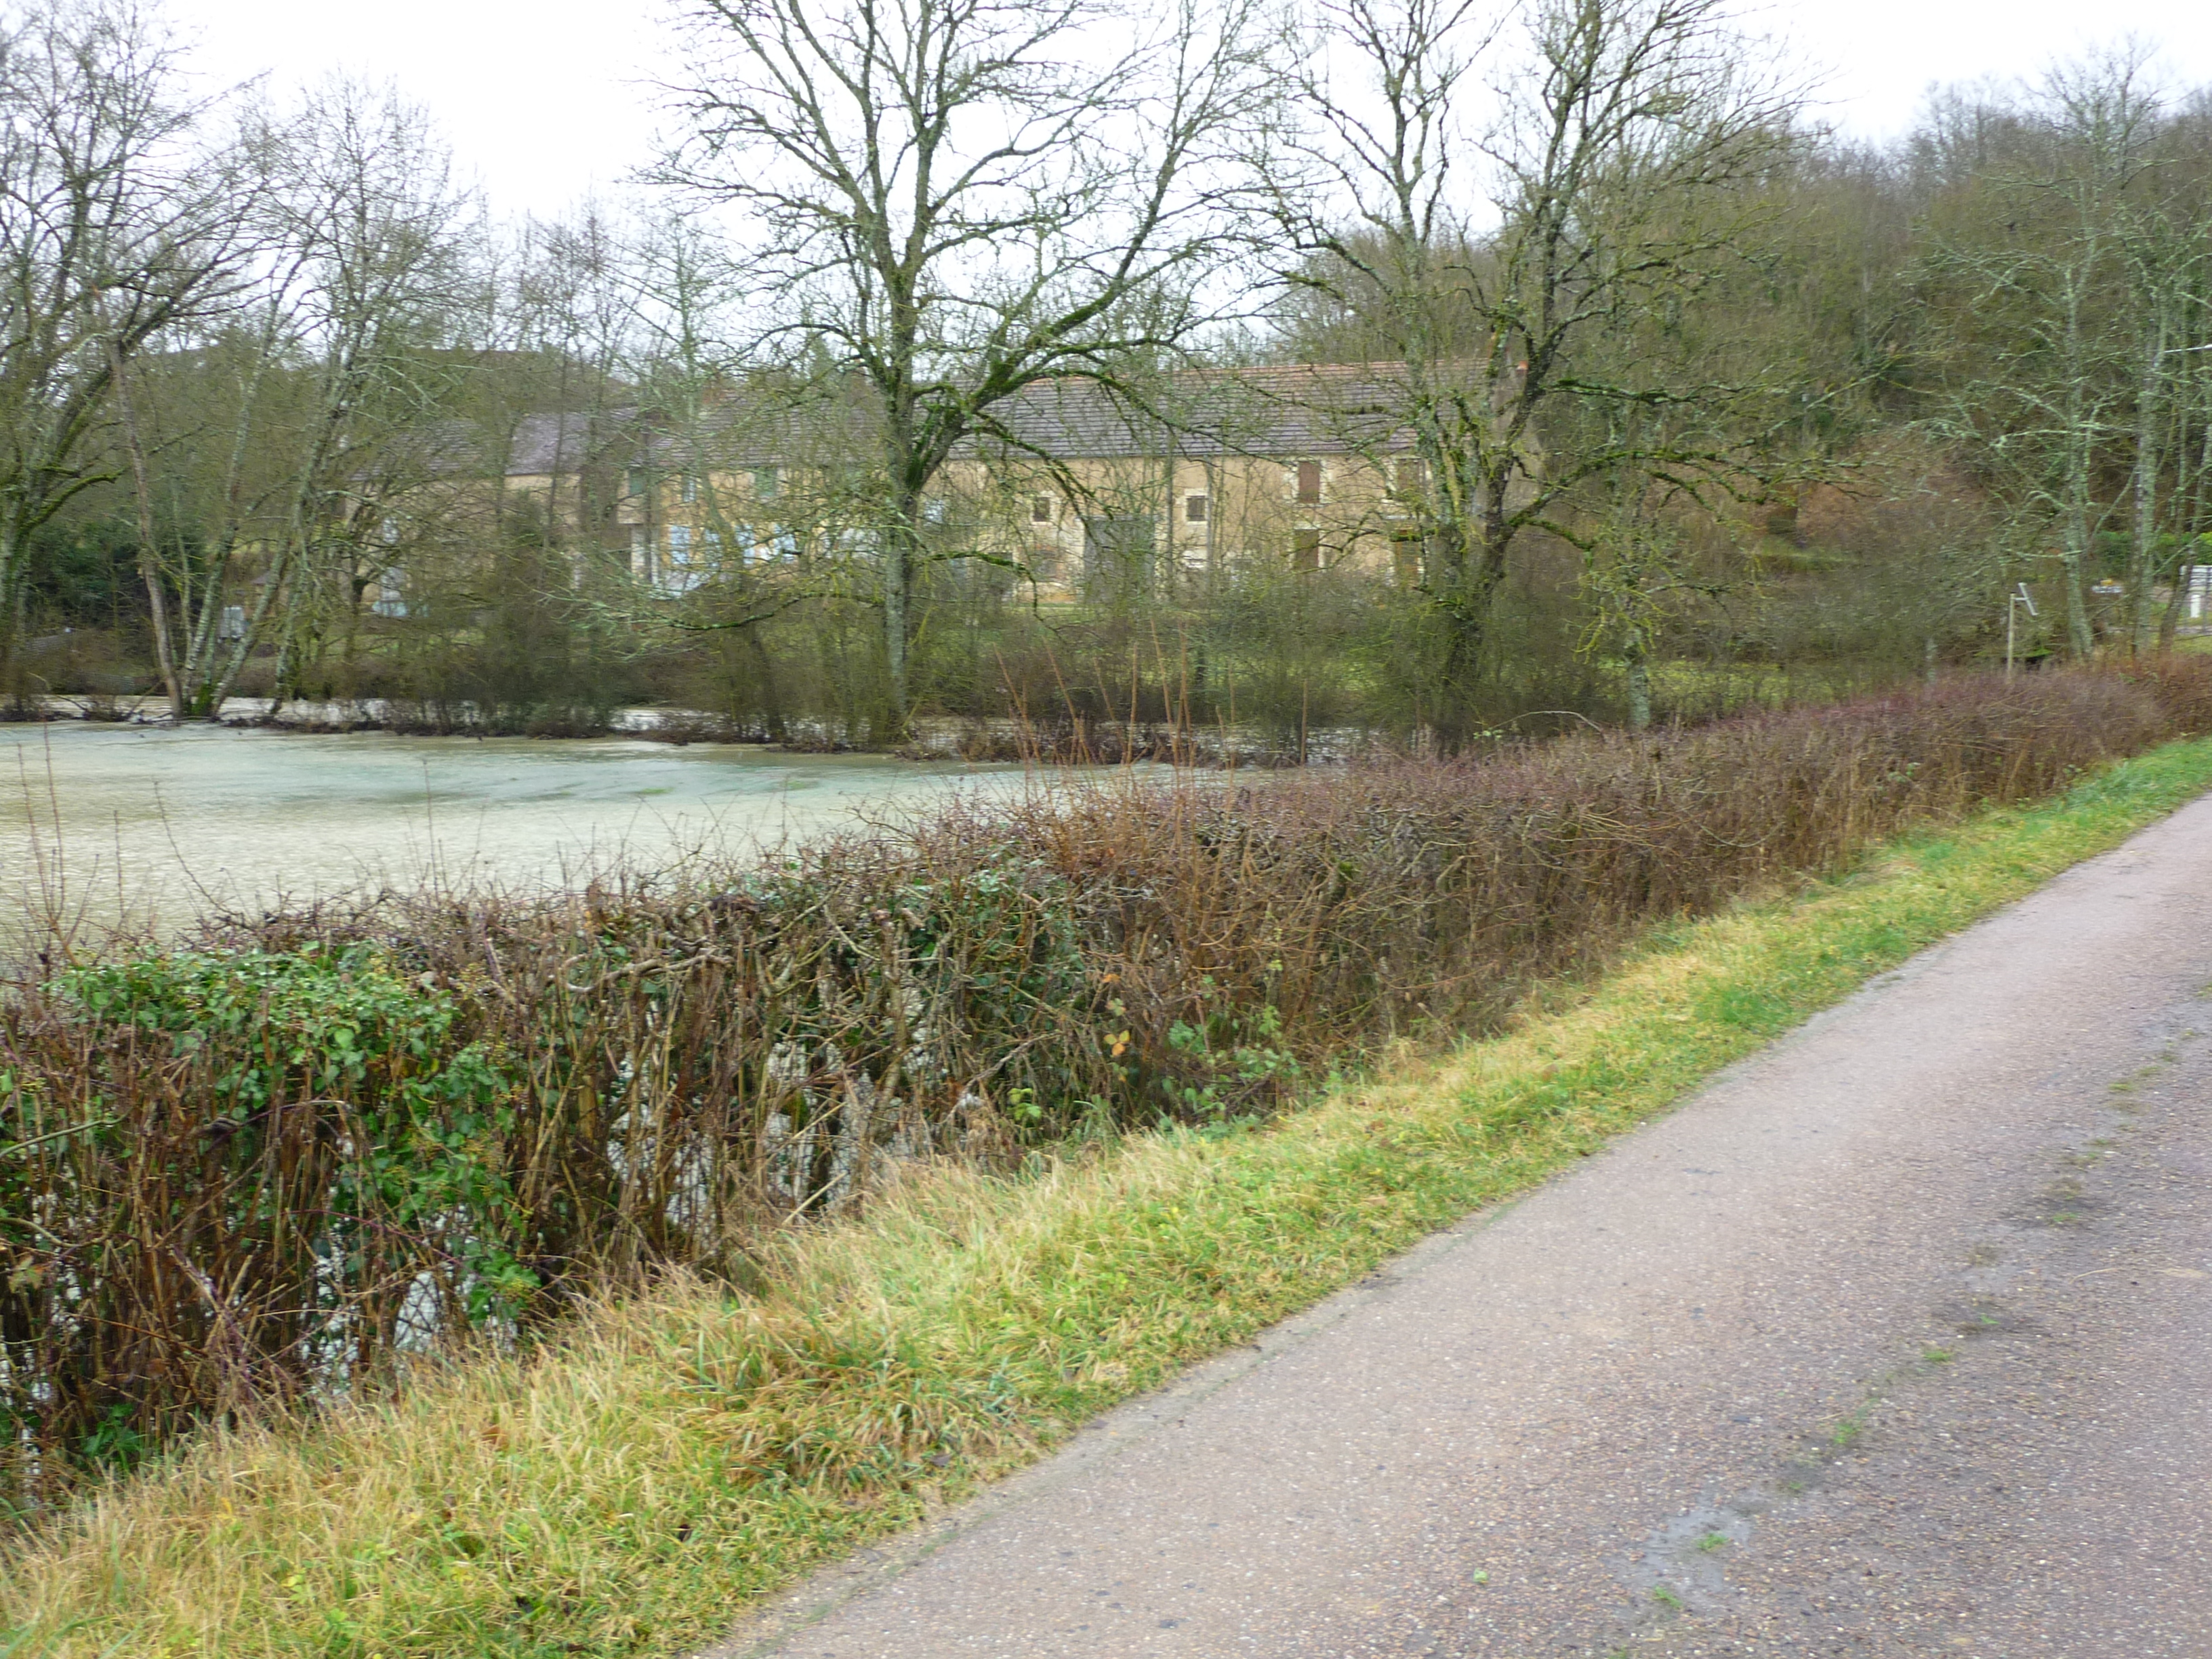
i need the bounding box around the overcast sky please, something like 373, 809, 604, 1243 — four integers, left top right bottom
163, 0, 2212, 220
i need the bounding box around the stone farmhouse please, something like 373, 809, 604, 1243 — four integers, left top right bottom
376, 363, 1510, 610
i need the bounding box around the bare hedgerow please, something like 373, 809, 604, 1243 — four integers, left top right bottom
0, 660, 2204, 1502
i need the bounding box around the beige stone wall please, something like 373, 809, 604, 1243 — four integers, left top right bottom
562, 449, 1439, 598
941, 451, 1426, 597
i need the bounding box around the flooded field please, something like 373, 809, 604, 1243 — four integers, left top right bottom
0, 722, 1021, 943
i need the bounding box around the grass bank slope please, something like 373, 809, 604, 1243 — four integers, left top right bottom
7, 736, 2212, 1658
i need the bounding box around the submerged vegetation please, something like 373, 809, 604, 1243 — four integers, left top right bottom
7, 693, 2212, 1655
1, 660, 2207, 1515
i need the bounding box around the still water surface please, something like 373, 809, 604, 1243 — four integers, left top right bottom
0, 723, 1018, 941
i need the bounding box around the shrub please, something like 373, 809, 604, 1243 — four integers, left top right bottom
0, 659, 2206, 1503
0, 947, 527, 1496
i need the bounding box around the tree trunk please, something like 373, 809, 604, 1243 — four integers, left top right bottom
108, 344, 188, 715
882, 497, 918, 742
0, 523, 22, 696
1624, 640, 1652, 731
2160, 560, 2193, 650
2128, 308, 2166, 657
1423, 491, 1515, 750
1427, 533, 1484, 747
2057, 506, 2096, 659
2057, 281, 2099, 659
746, 626, 788, 743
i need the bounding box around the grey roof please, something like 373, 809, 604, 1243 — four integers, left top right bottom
389, 410, 639, 480
501, 410, 635, 476
976, 365, 1436, 461
394, 363, 1457, 485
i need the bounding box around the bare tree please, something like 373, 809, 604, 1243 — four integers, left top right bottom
1275, 0, 1805, 739
0, 0, 254, 675
205, 80, 479, 716
621, 215, 813, 736
1919, 53, 2167, 660
659, 0, 1279, 735
488, 203, 638, 562
2121, 199, 2209, 654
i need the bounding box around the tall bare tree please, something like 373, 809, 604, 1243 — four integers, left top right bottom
0, 0, 253, 672
659, 0, 1278, 735
1275, 0, 1805, 739
1917, 54, 2168, 660
213, 80, 479, 716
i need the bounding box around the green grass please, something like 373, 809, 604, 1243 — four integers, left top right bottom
8, 737, 2212, 1658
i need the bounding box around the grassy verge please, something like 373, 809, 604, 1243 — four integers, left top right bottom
9, 737, 2212, 1658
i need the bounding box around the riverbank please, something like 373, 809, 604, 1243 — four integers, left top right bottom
1, 693, 1418, 766
9, 726, 2212, 1656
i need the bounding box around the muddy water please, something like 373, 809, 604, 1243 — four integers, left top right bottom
0, 723, 1022, 943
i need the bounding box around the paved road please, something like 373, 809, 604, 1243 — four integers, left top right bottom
710, 796, 2212, 1658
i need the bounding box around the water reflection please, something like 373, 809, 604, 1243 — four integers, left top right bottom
0, 723, 1018, 942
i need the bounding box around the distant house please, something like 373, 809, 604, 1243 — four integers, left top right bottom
365, 408, 639, 613
375, 361, 1528, 607
956, 364, 1488, 594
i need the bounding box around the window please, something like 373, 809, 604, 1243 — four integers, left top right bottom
1031, 495, 1053, 523
660, 525, 703, 594
1395, 458, 1424, 495
1295, 460, 1322, 505
1293, 528, 1322, 571
1185, 493, 1208, 523
626, 468, 648, 499
680, 474, 698, 504
752, 466, 780, 499
1391, 532, 1425, 588
923, 496, 947, 524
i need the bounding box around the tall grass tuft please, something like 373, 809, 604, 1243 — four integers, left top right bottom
0, 661, 2206, 1504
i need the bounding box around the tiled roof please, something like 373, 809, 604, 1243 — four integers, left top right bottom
640, 397, 865, 472
501, 410, 636, 476
975, 364, 1444, 459
392, 411, 639, 480
398, 362, 1467, 483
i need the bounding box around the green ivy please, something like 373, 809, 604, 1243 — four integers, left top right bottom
54, 945, 535, 1323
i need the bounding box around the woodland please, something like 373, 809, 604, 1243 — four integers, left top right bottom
6, 0, 2212, 750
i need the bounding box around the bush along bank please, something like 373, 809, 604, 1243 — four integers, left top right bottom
3, 661, 2212, 1511
10, 716, 2212, 1657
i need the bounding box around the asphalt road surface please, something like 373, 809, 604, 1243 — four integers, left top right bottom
709, 795, 2212, 1658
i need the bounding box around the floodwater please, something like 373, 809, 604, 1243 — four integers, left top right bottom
0, 722, 1022, 943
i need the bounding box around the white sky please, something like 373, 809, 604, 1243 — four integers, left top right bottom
161, 0, 2212, 221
